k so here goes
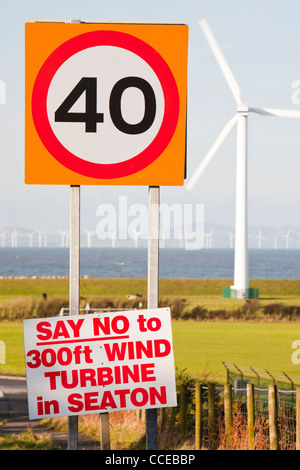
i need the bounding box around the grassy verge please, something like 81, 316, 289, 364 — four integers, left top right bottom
0, 277, 299, 298
0, 429, 57, 450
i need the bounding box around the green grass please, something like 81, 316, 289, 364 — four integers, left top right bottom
1, 277, 300, 298
0, 321, 25, 375
1, 277, 300, 384
2, 320, 300, 385
0, 429, 57, 450
172, 320, 300, 384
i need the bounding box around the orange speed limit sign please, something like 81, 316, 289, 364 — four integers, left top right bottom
25, 22, 188, 185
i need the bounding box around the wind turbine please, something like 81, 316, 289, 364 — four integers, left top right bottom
205, 229, 214, 249
36, 230, 47, 248
228, 231, 234, 249
57, 230, 69, 248
27, 232, 35, 248
254, 229, 266, 249
129, 229, 140, 248
187, 19, 300, 298
108, 230, 117, 248
183, 229, 193, 250
84, 229, 95, 248
0, 232, 6, 248
11, 229, 18, 248
282, 231, 292, 249
160, 230, 169, 249
274, 232, 281, 249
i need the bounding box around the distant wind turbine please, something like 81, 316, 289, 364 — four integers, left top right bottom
282, 231, 292, 250
130, 229, 140, 249
108, 230, 117, 248
160, 230, 169, 249
205, 229, 214, 249
274, 232, 281, 250
84, 229, 95, 248
186, 19, 300, 298
36, 230, 47, 248
254, 229, 266, 249
57, 230, 69, 248
11, 229, 18, 248
0, 232, 7, 248
228, 231, 234, 249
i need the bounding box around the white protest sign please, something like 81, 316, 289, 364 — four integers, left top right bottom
23, 308, 177, 420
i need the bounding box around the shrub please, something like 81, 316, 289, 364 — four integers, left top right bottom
263, 303, 284, 318
35, 297, 69, 318
159, 298, 186, 320
189, 306, 208, 320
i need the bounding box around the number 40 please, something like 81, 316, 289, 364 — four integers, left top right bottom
55, 76, 156, 135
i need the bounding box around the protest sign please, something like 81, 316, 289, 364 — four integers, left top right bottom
23, 308, 177, 420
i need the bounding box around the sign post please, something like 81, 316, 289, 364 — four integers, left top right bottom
68, 185, 80, 449
146, 186, 160, 449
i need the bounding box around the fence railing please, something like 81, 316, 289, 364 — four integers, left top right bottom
98, 381, 299, 450
175, 382, 298, 450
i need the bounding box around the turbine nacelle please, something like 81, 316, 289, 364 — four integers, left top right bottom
237, 104, 249, 116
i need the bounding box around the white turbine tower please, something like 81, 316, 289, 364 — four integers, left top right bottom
160, 230, 169, 249
130, 229, 140, 249
11, 229, 18, 248
228, 231, 234, 249
282, 231, 292, 249
108, 230, 117, 248
28, 232, 35, 248
205, 229, 214, 249
57, 230, 69, 248
36, 230, 47, 248
254, 229, 266, 249
274, 232, 281, 250
184, 230, 193, 250
0, 232, 6, 248
187, 19, 300, 299
85, 229, 95, 248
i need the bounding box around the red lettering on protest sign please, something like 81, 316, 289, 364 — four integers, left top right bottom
36, 318, 85, 341
23, 308, 177, 420
43, 363, 156, 390
103, 339, 171, 361
26, 345, 93, 368
67, 386, 167, 413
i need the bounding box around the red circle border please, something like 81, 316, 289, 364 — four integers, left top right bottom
32, 30, 180, 179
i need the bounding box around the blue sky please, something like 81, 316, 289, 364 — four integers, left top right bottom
1, 0, 300, 234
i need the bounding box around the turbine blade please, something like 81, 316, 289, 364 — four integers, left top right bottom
200, 19, 242, 104
250, 107, 300, 118
186, 115, 238, 191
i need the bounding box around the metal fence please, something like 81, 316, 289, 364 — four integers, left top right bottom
158, 364, 298, 450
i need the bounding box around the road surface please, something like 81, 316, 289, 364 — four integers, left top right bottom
0, 375, 28, 420
0, 374, 99, 449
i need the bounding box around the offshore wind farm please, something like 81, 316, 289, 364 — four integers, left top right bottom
0, 225, 300, 249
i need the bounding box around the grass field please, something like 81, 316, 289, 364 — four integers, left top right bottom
1, 320, 300, 384
0, 277, 300, 298
1, 277, 300, 384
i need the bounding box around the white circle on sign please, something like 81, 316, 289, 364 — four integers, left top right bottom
47, 46, 165, 165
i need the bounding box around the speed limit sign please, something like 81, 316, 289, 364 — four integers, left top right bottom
25, 22, 188, 185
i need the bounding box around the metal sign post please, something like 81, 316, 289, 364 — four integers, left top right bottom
68, 185, 80, 450
146, 186, 160, 450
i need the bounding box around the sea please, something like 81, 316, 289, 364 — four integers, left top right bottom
0, 247, 299, 279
